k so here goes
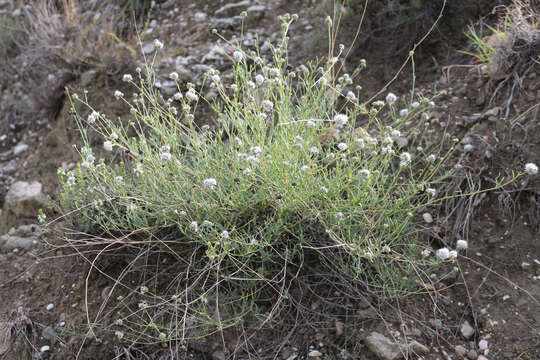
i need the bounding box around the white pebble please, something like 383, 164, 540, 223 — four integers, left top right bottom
478, 339, 488, 350
46, 303, 54, 310
40, 345, 50, 352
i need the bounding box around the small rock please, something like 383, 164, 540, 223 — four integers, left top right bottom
40, 345, 50, 352
407, 341, 429, 355
211, 349, 225, 360
1, 235, 37, 250
365, 332, 402, 360
335, 321, 344, 336
215, 0, 251, 16
46, 303, 54, 311
80, 69, 98, 88
210, 17, 240, 31
477, 356, 489, 360
455, 345, 467, 357
0, 181, 48, 234
308, 350, 322, 357
478, 339, 488, 350
246, 4, 265, 23
13, 143, 28, 155
483, 107, 501, 117
467, 349, 478, 359
460, 321, 475, 339
429, 318, 443, 330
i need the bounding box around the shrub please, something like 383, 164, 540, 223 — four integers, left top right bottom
55, 14, 458, 345
461, 0, 539, 77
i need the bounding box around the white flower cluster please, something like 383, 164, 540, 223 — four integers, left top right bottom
203, 178, 217, 190
432, 240, 468, 261
87, 111, 99, 124
153, 39, 164, 49
399, 152, 412, 167
333, 113, 348, 128
525, 163, 538, 175
385, 92, 397, 105
233, 50, 244, 62
186, 88, 198, 102
262, 100, 274, 112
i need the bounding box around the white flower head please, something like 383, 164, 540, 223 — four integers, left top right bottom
173, 92, 183, 101
525, 163, 538, 175
456, 239, 468, 250
449, 250, 458, 259
38, 213, 47, 224
337, 142, 348, 151
203, 178, 217, 190
243, 168, 251, 176
186, 89, 198, 102
122, 74, 133, 82
426, 154, 436, 162
103, 141, 113, 152
114, 90, 124, 99
140, 286, 149, 294
346, 91, 357, 102
169, 72, 179, 81
309, 146, 319, 154
262, 100, 274, 112
268, 67, 280, 78
426, 188, 436, 197
359, 169, 371, 176
233, 50, 244, 62
411, 101, 420, 108
463, 144, 474, 152
161, 152, 172, 161
153, 39, 164, 49
255, 74, 264, 86
385, 92, 397, 105
220, 230, 230, 239
436, 247, 451, 260
115, 176, 124, 183
372, 100, 385, 108
211, 74, 220, 83
301, 165, 309, 172
87, 111, 99, 124
422, 212, 433, 223
399, 109, 409, 118
333, 113, 348, 128
421, 249, 431, 257
189, 221, 199, 232
115, 331, 125, 339
138, 301, 148, 309
399, 152, 412, 167
250, 146, 262, 155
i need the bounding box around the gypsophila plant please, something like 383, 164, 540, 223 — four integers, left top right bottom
56, 14, 467, 344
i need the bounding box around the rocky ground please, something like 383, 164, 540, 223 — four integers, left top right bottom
0, 0, 538, 359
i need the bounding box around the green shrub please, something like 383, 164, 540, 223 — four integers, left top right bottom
56, 15, 458, 344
